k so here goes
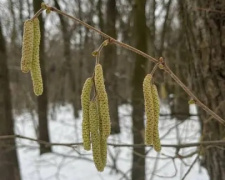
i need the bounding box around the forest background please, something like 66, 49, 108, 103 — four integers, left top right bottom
0, 0, 225, 180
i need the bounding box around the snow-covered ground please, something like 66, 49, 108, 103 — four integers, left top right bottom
14, 104, 209, 180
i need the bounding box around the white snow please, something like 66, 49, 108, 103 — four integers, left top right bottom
14, 104, 209, 180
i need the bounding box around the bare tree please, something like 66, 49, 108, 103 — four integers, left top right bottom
131, 0, 147, 179
33, 0, 52, 154
179, 0, 225, 179
103, 0, 120, 134
53, 0, 80, 118
0, 19, 21, 180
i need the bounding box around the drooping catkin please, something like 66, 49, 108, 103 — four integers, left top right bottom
30, 18, 43, 96
81, 77, 93, 151
143, 74, 155, 145
94, 64, 111, 138
21, 20, 34, 73
99, 116, 107, 167
100, 136, 107, 167
152, 84, 161, 152
89, 101, 104, 172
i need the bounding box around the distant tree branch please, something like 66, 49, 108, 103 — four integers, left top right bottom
181, 155, 199, 180
1, 134, 225, 149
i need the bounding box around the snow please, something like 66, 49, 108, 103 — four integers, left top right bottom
14, 104, 209, 180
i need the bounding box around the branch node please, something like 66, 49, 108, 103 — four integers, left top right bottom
92, 50, 99, 57
158, 57, 165, 69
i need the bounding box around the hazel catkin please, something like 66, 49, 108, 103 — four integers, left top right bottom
21, 20, 34, 73
100, 136, 107, 167
152, 84, 161, 152
94, 64, 111, 138
30, 18, 43, 96
81, 77, 93, 151
143, 74, 155, 145
89, 101, 104, 171
99, 117, 107, 167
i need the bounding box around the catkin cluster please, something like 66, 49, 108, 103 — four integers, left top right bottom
81, 65, 110, 171
143, 74, 161, 152
21, 18, 43, 96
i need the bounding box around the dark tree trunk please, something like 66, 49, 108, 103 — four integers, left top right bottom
171, 66, 189, 120
102, 0, 120, 134
179, 0, 225, 179
97, 0, 104, 31
0, 20, 21, 180
33, 0, 52, 154
131, 0, 147, 179
54, 0, 79, 118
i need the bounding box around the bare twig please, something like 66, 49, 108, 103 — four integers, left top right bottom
163, 64, 225, 125
181, 155, 199, 180
49, 6, 158, 63
1, 134, 225, 148
31, 8, 44, 20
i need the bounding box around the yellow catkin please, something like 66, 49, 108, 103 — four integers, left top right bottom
94, 64, 111, 138
160, 83, 167, 100
21, 20, 34, 73
99, 116, 107, 167
81, 78, 93, 151
89, 101, 104, 172
143, 74, 155, 145
152, 84, 161, 152
31, 18, 43, 96
100, 136, 107, 167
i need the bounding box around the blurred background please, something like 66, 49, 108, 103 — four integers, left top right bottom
0, 0, 225, 179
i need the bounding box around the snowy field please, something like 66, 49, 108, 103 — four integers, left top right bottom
14, 104, 209, 180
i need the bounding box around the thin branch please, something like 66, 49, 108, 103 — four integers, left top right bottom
150, 63, 159, 77
1, 134, 225, 148
31, 8, 44, 20
32, 4, 225, 124
49, 6, 158, 63
181, 155, 199, 180
163, 64, 225, 125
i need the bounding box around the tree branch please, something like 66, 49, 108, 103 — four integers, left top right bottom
33, 4, 225, 125
1, 134, 225, 149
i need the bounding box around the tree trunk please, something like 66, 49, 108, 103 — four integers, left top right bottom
102, 0, 120, 134
131, 0, 147, 179
179, 0, 225, 179
0, 20, 21, 180
54, 0, 79, 118
171, 65, 189, 120
97, 0, 104, 31
33, 0, 52, 154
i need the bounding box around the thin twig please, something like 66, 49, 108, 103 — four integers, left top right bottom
49, 6, 158, 64
2, 134, 225, 148
33, 4, 225, 124
150, 63, 159, 77
31, 8, 44, 20
181, 155, 199, 180
163, 64, 225, 125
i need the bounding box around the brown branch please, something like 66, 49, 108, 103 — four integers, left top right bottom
32, 4, 225, 125
49, 6, 158, 64
163, 64, 225, 125
2, 134, 225, 149
31, 8, 44, 20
